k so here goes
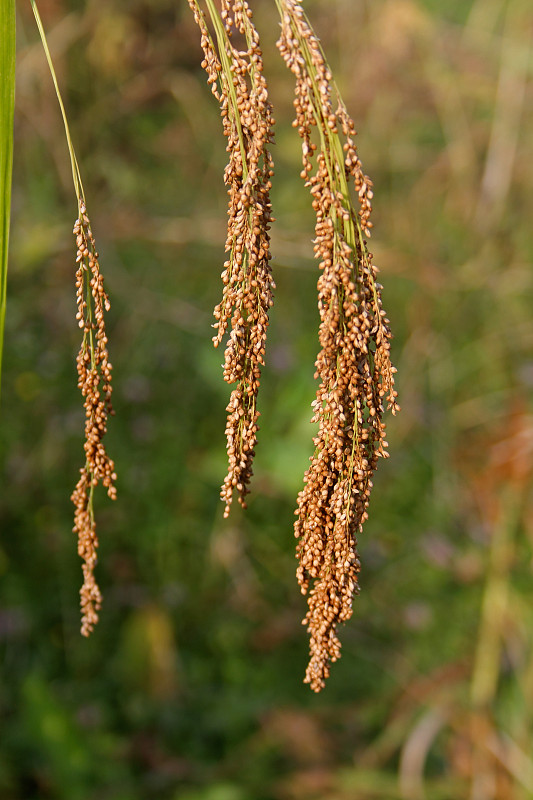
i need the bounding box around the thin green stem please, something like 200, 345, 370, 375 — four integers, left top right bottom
30, 0, 85, 204
0, 0, 16, 407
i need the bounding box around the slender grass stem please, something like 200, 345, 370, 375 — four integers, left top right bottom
30, 0, 85, 205
0, 0, 16, 407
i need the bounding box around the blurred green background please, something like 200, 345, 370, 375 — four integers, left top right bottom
2, 0, 533, 797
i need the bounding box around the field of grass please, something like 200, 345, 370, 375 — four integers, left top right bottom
1, 0, 533, 798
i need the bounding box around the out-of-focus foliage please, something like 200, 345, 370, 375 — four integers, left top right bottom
1, 0, 533, 798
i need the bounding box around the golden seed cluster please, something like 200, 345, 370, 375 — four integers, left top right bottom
277, 0, 399, 691
189, 0, 275, 517
71, 200, 116, 637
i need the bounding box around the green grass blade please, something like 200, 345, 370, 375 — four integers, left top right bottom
0, 0, 16, 407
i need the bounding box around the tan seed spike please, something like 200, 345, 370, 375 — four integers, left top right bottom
71, 200, 116, 636
189, 0, 275, 516
276, 0, 399, 691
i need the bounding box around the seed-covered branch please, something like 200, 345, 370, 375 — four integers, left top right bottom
71, 201, 116, 636
188, 0, 275, 517
276, 0, 399, 691
30, 1, 117, 636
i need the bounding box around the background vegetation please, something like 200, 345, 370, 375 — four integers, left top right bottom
1, 0, 533, 797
